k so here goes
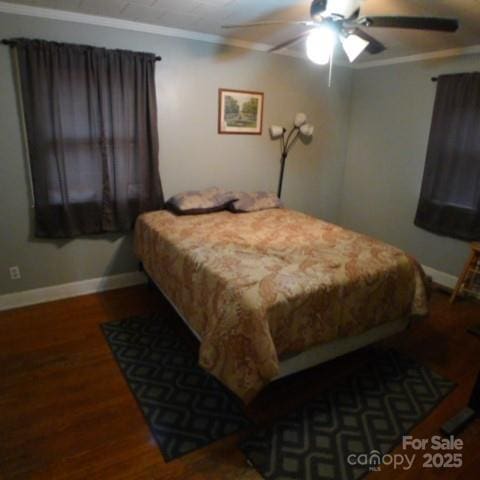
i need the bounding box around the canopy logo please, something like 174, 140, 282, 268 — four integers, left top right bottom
347, 435, 464, 472
346, 449, 383, 472
347, 449, 416, 472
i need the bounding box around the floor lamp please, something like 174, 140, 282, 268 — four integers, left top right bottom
270, 113, 314, 199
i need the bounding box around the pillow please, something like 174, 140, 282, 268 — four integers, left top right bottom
166, 187, 237, 215
229, 191, 283, 213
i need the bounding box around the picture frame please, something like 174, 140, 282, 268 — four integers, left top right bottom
218, 88, 264, 135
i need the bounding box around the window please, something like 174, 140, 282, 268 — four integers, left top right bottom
10, 38, 164, 238
415, 72, 480, 240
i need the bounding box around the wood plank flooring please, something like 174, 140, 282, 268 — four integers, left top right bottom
0, 285, 478, 479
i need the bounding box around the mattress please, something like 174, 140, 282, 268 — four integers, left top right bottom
134, 208, 428, 403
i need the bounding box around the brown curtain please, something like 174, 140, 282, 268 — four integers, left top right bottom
12, 38, 164, 238
414, 72, 480, 240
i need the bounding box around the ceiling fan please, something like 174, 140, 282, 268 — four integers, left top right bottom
222, 0, 459, 64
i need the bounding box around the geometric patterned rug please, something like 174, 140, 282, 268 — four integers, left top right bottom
241, 349, 455, 480
101, 314, 251, 461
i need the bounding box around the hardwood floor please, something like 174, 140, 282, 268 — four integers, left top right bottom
0, 285, 478, 479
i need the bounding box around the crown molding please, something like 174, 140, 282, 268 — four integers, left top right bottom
0, 1, 306, 59
0, 1, 478, 69
353, 44, 480, 69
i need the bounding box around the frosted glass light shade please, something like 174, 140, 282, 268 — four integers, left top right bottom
270, 125, 284, 138
306, 27, 336, 65
294, 112, 307, 127
299, 123, 314, 137
341, 34, 369, 63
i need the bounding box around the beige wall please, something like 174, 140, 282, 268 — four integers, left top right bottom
0, 12, 353, 295
339, 55, 480, 276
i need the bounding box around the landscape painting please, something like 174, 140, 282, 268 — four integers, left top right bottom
218, 89, 264, 134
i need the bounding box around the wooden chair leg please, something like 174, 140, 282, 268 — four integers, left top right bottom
450, 251, 476, 303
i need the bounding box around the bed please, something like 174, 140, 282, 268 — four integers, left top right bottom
134, 208, 428, 403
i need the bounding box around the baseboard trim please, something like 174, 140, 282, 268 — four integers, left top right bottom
422, 265, 457, 290
0, 264, 457, 312
0, 271, 147, 312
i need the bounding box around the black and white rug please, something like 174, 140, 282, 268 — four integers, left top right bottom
102, 314, 251, 461
241, 349, 455, 480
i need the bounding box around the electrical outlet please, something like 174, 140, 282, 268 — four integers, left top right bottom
9, 266, 21, 280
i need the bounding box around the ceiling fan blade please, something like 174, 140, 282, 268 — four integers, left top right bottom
222, 20, 314, 29
352, 28, 386, 54
347, 7, 361, 21
358, 16, 459, 32
268, 30, 314, 52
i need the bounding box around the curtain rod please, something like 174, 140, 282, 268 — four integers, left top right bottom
1, 39, 161, 61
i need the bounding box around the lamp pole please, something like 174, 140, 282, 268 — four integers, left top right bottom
277, 126, 300, 199
270, 114, 314, 199
277, 151, 288, 198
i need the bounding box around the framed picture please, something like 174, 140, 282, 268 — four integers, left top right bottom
218, 88, 264, 135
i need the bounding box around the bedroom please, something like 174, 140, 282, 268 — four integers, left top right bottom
0, 0, 479, 478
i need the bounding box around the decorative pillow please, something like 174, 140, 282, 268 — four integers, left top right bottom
229, 191, 283, 213
166, 187, 237, 215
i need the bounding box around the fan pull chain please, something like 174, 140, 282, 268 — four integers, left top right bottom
328, 50, 334, 88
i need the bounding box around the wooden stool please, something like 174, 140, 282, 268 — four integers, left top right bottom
450, 242, 480, 303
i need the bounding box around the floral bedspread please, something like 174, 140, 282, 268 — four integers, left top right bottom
134, 208, 428, 403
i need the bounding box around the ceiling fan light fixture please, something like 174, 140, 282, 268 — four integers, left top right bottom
224, 0, 459, 65
341, 33, 369, 62
306, 27, 336, 65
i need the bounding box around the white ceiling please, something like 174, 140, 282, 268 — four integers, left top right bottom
2, 0, 480, 63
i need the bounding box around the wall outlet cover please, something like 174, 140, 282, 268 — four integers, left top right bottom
9, 266, 21, 280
